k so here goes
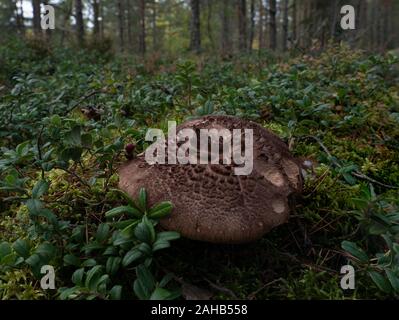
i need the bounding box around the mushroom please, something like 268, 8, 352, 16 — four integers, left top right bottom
119, 115, 302, 243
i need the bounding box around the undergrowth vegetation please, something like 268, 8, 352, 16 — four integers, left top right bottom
0, 38, 398, 299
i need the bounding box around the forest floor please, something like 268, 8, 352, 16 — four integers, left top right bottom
0, 38, 399, 299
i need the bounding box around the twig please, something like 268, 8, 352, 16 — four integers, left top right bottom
55, 166, 91, 188
247, 278, 283, 300
64, 90, 102, 115
351, 171, 398, 189
203, 278, 238, 299
37, 125, 45, 180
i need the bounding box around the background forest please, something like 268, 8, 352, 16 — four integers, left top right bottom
1, 0, 399, 55
0, 0, 399, 300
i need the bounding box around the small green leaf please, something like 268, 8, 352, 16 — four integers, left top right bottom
81, 258, 97, 267
341, 241, 369, 263
0, 242, 12, 259
152, 239, 170, 252
26, 199, 43, 215
96, 224, 110, 243
382, 234, 393, 250
138, 188, 147, 211
59, 287, 79, 300
1, 253, 16, 266
159, 273, 174, 288
342, 173, 356, 185
148, 201, 173, 219
72, 268, 85, 286
156, 231, 180, 242
150, 287, 175, 300
12, 239, 30, 259
109, 189, 136, 208
66, 126, 82, 146
133, 265, 155, 300
106, 256, 121, 275
122, 249, 142, 267
25, 254, 41, 267
35, 243, 57, 261
105, 206, 142, 219
37, 208, 58, 224
103, 246, 118, 256
64, 254, 81, 267
81, 133, 93, 148
85, 265, 104, 291
369, 271, 392, 293
136, 264, 155, 292
385, 269, 399, 292
135, 216, 155, 244
121, 221, 139, 237
133, 278, 149, 300
109, 285, 122, 300
32, 180, 49, 198
16, 141, 30, 156
138, 243, 152, 256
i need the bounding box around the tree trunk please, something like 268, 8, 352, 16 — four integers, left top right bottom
32, 0, 41, 37
282, 0, 288, 50
206, 0, 214, 50
221, 0, 231, 56
269, 0, 276, 50
292, 0, 297, 43
126, 0, 133, 51
383, 0, 393, 50
92, 0, 100, 40
75, 0, 85, 45
330, 0, 338, 40
237, 0, 247, 52
60, 0, 73, 46
138, 0, 146, 55
249, 0, 255, 51
189, 0, 201, 53
16, 0, 25, 35
258, 0, 265, 50
152, 0, 157, 51
117, 0, 125, 52
99, 0, 104, 40
358, 0, 367, 48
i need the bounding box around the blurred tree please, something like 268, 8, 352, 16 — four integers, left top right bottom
292, 0, 297, 44
205, 0, 214, 51
249, 0, 255, 51
32, 0, 41, 37
16, 0, 25, 35
75, 0, 85, 45
92, 0, 100, 41
221, 0, 232, 56
117, 0, 124, 51
0, 0, 397, 55
258, 0, 266, 50
269, 0, 276, 50
139, 0, 146, 55
282, 0, 288, 50
189, 0, 201, 53
237, 0, 247, 52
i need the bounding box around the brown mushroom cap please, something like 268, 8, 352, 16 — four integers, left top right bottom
119, 115, 302, 243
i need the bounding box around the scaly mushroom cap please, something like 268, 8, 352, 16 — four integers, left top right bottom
119, 115, 302, 243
